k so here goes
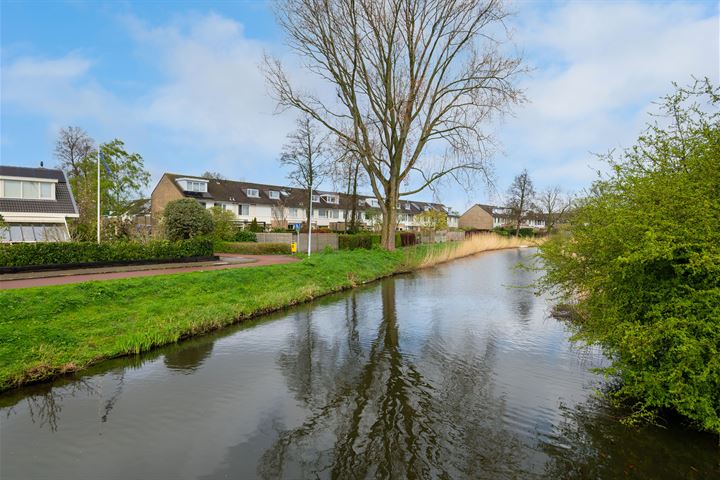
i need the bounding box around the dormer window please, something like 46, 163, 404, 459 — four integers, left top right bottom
324, 194, 339, 204
404, 203, 411, 210
269, 190, 280, 199
1, 178, 56, 200
367, 198, 379, 208
312, 194, 320, 203
246, 188, 259, 198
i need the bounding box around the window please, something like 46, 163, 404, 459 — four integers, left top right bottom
246, 188, 259, 198
368, 199, 379, 208
317, 209, 328, 218
184, 180, 206, 192
239, 204, 250, 216
3, 223, 69, 242
1, 179, 55, 199
4, 180, 22, 198
312, 194, 320, 203
325, 195, 339, 204
269, 191, 280, 199
289, 208, 298, 217
329, 209, 339, 219
404, 203, 411, 210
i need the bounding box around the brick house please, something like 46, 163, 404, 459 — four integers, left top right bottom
459, 204, 546, 231
150, 173, 459, 232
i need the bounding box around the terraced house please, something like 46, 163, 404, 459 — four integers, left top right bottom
459, 204, 546, 231
0, 165, 79, 243
151, 173, 459, 232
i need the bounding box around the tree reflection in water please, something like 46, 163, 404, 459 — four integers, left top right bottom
259, 280, 525, 479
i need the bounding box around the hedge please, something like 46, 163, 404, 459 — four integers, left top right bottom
339, 232, 417, 249
233, 230, 257, 242
215, 242, 292, 255
0, 238, 214, 267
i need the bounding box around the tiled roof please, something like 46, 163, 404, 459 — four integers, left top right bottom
0, 166, 78, 216
475, 203, 546, 221
163, 173, 450, 214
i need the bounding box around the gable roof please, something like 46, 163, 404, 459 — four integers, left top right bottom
162, 173, 450, 214
0, 165, 79, 216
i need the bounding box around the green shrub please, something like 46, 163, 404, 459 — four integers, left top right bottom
209, 206, 236, 241
233, 230, 257, 242
538, 80, 720, 433
215, 242, 291, 255
0, 238, 214, 267
163, 199, 213, 241
338, 233, 373, 250
518, 228, 535, 237
247, 218, 264, 233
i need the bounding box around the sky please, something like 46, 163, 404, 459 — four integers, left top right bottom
1, 0, 718, 212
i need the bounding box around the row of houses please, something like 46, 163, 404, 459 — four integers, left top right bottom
151, 173, 460, 231
1, 165, 547, 243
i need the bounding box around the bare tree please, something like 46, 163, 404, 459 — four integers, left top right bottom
279, 115, 331, 229
537, 186, 572, 232
54, 126, 94, 177
507, 169, 535, 236
330, 139, 367, 232
264, 0, 523, 250
202, 171, 227, 180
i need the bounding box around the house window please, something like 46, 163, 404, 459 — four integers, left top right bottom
1, 180, 55, 200
324, 195, 339, 204
367, 198, 379, 208
312, 194, 320, 203
184, 180, 206, 192
317, 209, 328, 218
329, 209, 339, 219
289, 208, 298, 217
404, 204, 411, 210
269, 191, 280, 199
246, 188, 259, 198
239, 204, 250, 216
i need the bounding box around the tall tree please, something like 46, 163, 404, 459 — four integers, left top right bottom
537, 185, 572, 232
202, 171, 227, 180
264, 0, 523, 250
506, 169, 535, 236
279, 115, 331, 230
330, 139, 367, 232
55, 133, 150, 240
54, 126, 95, 177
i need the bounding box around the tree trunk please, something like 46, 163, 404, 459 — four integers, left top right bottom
349, 162, 359, 232
381, 183, 398, 250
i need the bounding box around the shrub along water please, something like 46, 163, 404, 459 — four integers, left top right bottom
0, 238, 213, 267
215, 241, 291, 255
0, 234, 524, 391
538, 80, 720, 434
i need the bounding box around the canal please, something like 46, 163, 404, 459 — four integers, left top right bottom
0, 249, 717, 479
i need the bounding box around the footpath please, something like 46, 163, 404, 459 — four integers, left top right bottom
0, 254, 299, 290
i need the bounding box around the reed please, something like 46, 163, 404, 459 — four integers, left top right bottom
416, 233, 540, 268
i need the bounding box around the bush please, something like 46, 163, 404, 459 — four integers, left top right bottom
0, 238, 214, 267
234, 230, 257, 242
163, 199, 213, 241
538, 80, 720, 433
247, 218, 264, 233
214, 242, 291, 255
209, 206, 236, 241
338, 234, 373, 250
398, 232, 417, 246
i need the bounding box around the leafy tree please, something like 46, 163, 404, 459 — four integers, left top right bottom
54, 131, 150, 241
416, 210, 449, 232
163, 199, 213, 241
538, 79, 720, 433
506, 170, 536, 236
209, 206, 236, 241
0, 214, 7, 241
247, 218, 263, 233
265, 0, 523, 250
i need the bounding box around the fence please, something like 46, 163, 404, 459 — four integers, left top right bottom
255, 233, 293, 244
296, 233, 339, 253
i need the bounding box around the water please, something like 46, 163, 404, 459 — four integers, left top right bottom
0, 249, 717, 479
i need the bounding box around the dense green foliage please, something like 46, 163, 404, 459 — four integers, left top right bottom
538, 80, 720, 433
215, 241, 292, 255
208, 206, 237, 241
233, 230, 258, 242
163, 199, 213, 240
247, 218, 263, 232
338, 233, 374, 250
493, 226, 535, 237
0, 238, 214, 267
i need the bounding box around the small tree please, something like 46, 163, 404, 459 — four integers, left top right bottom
507, 169, 536, 236
537, 186, 572, 232
163, 199, 213, 241
417, 210, 449, 232
202, 171, 227, 180
247, 218, 263, 233
0, 214, 8, 241
209, 206, 236, 241
279, 115, 330, 230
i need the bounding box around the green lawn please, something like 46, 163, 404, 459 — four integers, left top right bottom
0, 248, 433, 391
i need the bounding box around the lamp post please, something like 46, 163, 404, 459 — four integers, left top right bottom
96, 147, 101, 244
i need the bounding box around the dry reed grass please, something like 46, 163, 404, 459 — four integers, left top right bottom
417, 233, 542, 268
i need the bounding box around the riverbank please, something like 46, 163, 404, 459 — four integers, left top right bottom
0, 235, 534, 391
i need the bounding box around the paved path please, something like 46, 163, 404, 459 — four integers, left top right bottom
0, 254, 299, 290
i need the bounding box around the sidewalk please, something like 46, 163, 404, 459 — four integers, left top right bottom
0, 254, 299, 290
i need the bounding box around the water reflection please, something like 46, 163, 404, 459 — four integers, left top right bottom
258, 280, 528, 479
1, 249, 717, 480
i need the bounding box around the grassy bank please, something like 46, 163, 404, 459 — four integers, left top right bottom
0, 234, 532, 391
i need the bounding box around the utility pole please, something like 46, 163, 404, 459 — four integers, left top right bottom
308, 189, 313, 256
96, 147, 101, 244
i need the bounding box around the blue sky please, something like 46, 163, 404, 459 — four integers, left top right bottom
1, 0, 718, 212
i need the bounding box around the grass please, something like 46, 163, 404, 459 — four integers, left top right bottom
0, 234, 537, 391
